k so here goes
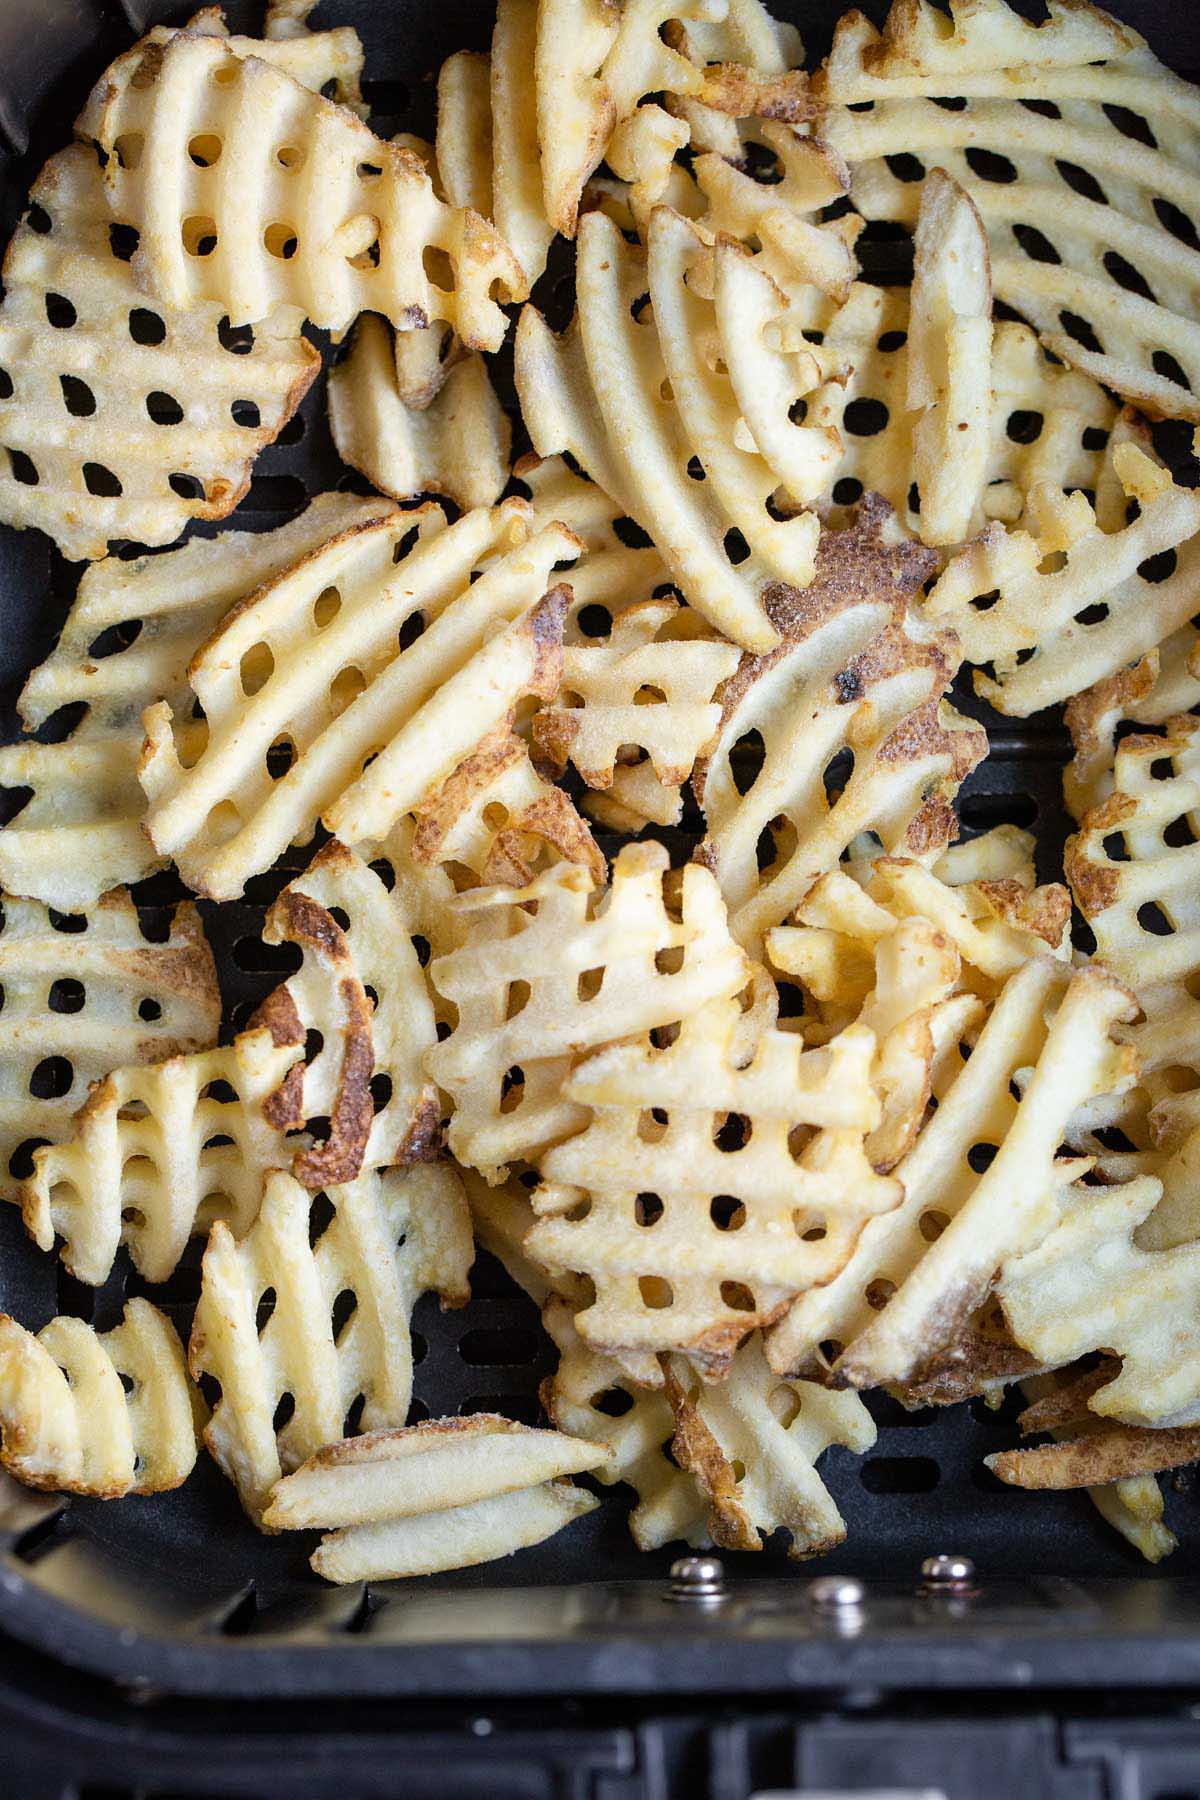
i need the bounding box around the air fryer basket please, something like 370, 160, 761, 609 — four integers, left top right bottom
1, 0, 1200, 1715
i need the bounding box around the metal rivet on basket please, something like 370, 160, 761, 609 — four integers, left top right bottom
921, 1553, 977, 1592
665, 1554, 728, 1603
808, 1574, 865, 1611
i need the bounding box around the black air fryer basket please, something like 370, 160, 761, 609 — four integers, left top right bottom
3, 1, 1200, 1794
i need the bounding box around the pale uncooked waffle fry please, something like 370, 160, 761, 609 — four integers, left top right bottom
22, 1028, 297, 1288
0, 1300, 197, 1498
925, 440, 1200, 717
412, 727, 605, 890
251, 841, 442, 1185
536, 0, 807, 246
820, 0, 1200, 422
0, 892, 219, 1203
138, 500, 575, 898
767, 956, 1139, 1388
905, 170, 992, 547
532, 596, 741, 799
437, 0, 553, 286
191, 1162, 472, 1524
266, 1413, 607, 1526
530, 998, 899, 1372
425, 841, 750, 1182
1063, 714, 1200, 1234
665, 1332, 876, 1558
517, 207, 819, 653
1000, 1173, 1200, 1431
517, 455, 673, 645
695, 496, 986, 956
0, 144, 318, 563
79, 29, 527, 345
0, 493, 390, 910
267, 1415, 603, 1581
328, 314, 509, 511
542, 1299, 708, 1551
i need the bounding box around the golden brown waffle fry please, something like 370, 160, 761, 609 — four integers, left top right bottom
139, 500, 576, 898
266, 1413, 607, 1531
0, 494, 389, 910
536, 0, 807, 244
425, 841, 750, 1182
820, 0, 1200, 422
22, 1028, 296, 1288
0, 891, 218, 1203
517, 207, 822, 653
543, 1297, 708, 1550
530, 997, 899, 1372
0, 1300, 196, 1497
532, 596, 740, 799
0, 144, 318, 562
1065, 631, 1200, 821
329, 315, 509, 510
413, 727, 605, 890
768, 957, 1139, 1388
79, 30, 526, 345
695, 496, 985, 955
665, 1332, 875, 1557
999, 1174, 1200, 1429
906, 170, 992, 547
926, 441, 1200, 717
191, 1162, 472, 1524
988, 1429, 1200, 1490
252, 841, 441, 1186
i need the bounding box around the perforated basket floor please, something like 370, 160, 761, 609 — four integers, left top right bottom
1, 0, 1200, 1699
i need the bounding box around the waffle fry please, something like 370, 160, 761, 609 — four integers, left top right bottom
1066, 717, 1200, 995
927, 442, 1200, 717
665, 1332, 875, 1557
999, 1175, 1200, 1430
0, 144, 318, 562
530, 998, 899, 1371
696, 496, 986, 955
536, 0, 807, 244
820, 0, 1200, 422
159, 5, 366, 112
22, 1029, 296, 1288
532, 597, 741, 798
438, 0, 554, 285
426, 841, 750, 1181
0, 892, 218, 1202
413, 727, 605, 889
314, 1481, 597, 1581
191, 1162, 472, 1523
329, 316, 509, 511
0, 1300, 196, 1498
906, 170, 992, 547
80, 30, 527, 345
1065, 631, 1200, 821
266, 1413, 608, 1530
517, 207, 824, 653
768, 957, 1139, 1387
139, 501, 575, 898
0, 494, 389, 909
519, 455, 666, 621
1063, 716, 1200, 1245
252, 841, 441, 1186
543, 1297, 708, 1550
